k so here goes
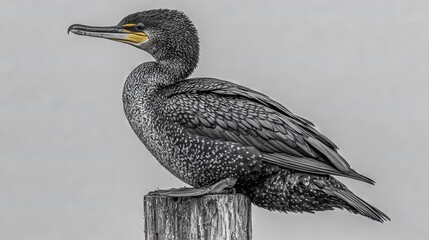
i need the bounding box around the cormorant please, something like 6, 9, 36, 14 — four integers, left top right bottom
68, 9, 390, 222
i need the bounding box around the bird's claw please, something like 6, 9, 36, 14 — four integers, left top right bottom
147, 177, 238, 198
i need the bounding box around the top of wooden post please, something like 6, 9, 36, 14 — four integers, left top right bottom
144, 194, 252, 240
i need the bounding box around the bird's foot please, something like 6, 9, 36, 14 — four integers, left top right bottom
149, 177, 237, 197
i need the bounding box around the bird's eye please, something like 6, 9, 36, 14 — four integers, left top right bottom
135, 23, 145, 31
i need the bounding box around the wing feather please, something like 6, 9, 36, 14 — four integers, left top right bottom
162, 78, 372, 183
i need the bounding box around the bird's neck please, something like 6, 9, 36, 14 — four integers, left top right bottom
158, 58, 197, 81
151, 44, 199, 83
137, 59, 196, 88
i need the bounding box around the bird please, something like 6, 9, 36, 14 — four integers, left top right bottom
68, 9, 390, 223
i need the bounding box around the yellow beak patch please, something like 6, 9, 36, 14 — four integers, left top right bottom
121, 23, 149, 44
124, 32, 148, 44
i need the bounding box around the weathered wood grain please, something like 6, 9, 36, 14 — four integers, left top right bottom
144, 194, 252, 240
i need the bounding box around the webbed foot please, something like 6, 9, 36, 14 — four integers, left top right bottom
149, 177, 237, 197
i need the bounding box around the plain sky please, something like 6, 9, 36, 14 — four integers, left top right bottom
1, 0, 428, 239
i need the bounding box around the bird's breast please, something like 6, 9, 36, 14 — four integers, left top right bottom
122, 76, 197, 184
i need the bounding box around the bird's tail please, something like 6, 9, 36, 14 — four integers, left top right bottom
331, 188, 391, 223
245, 168, 390, 223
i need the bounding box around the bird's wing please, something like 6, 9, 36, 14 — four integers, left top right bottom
162, 78, 374, 184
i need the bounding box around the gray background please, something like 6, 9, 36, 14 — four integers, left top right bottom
1, 0, 428, 239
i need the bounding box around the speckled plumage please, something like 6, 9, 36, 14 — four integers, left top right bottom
71, 9, 390, 222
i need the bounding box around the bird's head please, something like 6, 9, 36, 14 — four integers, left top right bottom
68, 9, 199, 78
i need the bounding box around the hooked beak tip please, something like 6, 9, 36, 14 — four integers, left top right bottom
67, 24, 77, 35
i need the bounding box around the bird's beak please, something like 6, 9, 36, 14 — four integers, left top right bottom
68, 24, 148, 45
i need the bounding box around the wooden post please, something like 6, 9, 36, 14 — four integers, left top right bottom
144, 194, 252, 240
